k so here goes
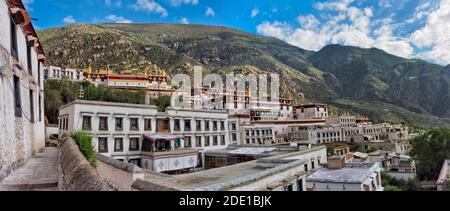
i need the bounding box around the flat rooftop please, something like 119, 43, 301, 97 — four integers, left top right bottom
307, 163, 379, 184
204, 145, 300, 157
135, 146, 326, 191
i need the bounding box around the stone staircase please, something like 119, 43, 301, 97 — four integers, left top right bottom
0, 148, 59, 191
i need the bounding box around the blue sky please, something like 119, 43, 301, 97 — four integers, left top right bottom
24, 0, 450, 65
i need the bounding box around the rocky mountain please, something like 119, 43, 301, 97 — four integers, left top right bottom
38, 23, 450, 128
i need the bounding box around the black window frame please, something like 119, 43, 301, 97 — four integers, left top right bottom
98, 137, 108, 153
220, 135, 226, 145
213, 136, 218, 146
99, 117, 108, 131
129, 138, 140, 151
82, 116, 92, 131
205, 120, 210, 131
184, 119, 191, 131
174, 119, 180, 131
27, 43, 32, 75
130, 118, 139, 131
114, 138, 123, 152
10, 17, 18, 61
196, 136, 202, 147
196, 120, 201, 131
14, 76, 22, 117
205, 136, 211, 146
220, 121, 225, 131
144, 118, 152, 131
37, 62, 41, 87
38, 95, 42, 122
115, 117, 123, 131
184, 136, 192, 148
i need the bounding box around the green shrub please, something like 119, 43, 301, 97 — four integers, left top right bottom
71, 131, 96, 167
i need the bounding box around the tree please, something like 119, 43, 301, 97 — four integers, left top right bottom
44, 80, 147, 124
384, 185, 401, 192
410, 128, 450, 181
150, 95, 172, 112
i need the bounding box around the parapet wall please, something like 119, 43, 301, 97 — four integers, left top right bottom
58, 135, 113, 191
95, 153, 144, 191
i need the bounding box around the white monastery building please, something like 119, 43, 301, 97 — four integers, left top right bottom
0, 0, 46, 179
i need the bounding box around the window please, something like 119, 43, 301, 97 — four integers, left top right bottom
184, 120, 191, 131
205, 136, 210, 146
99, 117, 108, 131
29, 90, 34, 122
27, 44, 32, 75
213, 136, 218, 146
205, 120, 210, 131
284, 185, 293, 191
129, 138, 140, 151
220, 121, 225, 131
221, 135, 226, 145
98, 138, 108, 153
232, 123, 237, 130
14, 76, 22, 117
115, 118, 123, 131
297, 179, 304, 191
232, 133, 237, 142
196, 120, 201, 131
114, 138, 123, 152
196, 136, 202, 147
59, 118, 63, 130
37, 62, 41, 87
10, 17, 18, 61
130, 118, 139, 131
144, 119, 152, 131
175, 138, 181, 149
174, 119, 180, 131
82, 116, 91, 131
38, 95, 42, 122
185, 136, 192, 148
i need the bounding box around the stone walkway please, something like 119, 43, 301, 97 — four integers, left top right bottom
0, 147, 59, 191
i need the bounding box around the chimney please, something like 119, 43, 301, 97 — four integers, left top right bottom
327, 155, 346, 169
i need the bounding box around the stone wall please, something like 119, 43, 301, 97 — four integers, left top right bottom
58, 135, 113, 191
95, 153, 144, 191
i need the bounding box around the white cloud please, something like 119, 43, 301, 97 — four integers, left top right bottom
297, 15, 320, 30
105, 0, 122, 8
205, 7, 215, 16
168, 0, 199, 7
105, 15, 132, 23
180, 17, 189, 24
257, 0, 415, 59
405, 0, 440, 24
257, 21, 292, 41
251, 8, 259, 18
314, 0, 353, 11
131, 0, 168, 17
410, 0, 450, 65
379, 0, 392, 8
63, 16, 76, 24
